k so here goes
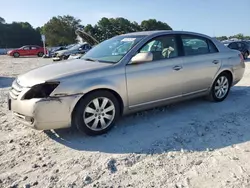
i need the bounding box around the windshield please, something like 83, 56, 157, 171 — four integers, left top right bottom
81, 35, 146, 63
66, 44, 75, 49
68, 43, 85, 51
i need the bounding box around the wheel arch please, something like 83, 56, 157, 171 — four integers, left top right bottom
71, 88, 125, 121
211, 69, 233, 88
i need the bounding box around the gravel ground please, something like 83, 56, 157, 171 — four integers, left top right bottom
1, 55, 250, 188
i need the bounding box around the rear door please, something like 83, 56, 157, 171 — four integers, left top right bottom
30, 46, 39, 55
236, 42, 246, 53
179, 34, 222, 95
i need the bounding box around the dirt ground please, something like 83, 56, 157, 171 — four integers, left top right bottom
1, 55, 250, 188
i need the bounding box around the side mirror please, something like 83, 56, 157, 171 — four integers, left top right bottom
79, 47, 83, 51
131, 52, 153, 64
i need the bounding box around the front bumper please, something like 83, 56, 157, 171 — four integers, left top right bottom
8, 92, 82, 130
52, 57, 62, 61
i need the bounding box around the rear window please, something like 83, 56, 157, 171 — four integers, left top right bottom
181, 35, 218, 56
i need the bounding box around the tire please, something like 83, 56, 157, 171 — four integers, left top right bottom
73, 91, 121, 136
63, 55, 69, 60
13, 52, 20, 58
38, 52, 44, 57
244, 51, 249, 60
207, 72, 232, 102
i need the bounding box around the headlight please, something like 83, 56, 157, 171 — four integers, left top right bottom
23, 82, 59, 99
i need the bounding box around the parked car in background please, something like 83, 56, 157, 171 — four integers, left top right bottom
227, 41, 250, 59
7, 45, 47, 58
8, 30, 245, 136
50, 46, 68, 56
52, 43, 92, 61
43, 44, 75, 58
67, 53, 84, 60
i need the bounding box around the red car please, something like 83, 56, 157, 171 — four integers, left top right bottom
7, 45, 47, 58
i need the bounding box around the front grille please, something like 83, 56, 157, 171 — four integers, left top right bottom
9, 79, 23, 100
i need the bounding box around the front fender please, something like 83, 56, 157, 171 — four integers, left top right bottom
51, 76, 127, 109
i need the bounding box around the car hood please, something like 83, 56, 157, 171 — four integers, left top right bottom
17, 59, 111, 87
75, 28, 99, 46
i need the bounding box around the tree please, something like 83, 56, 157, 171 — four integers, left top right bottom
0, 17, 5, 24
0, 21, 42, 48
140, 19, 172, 31
83, 17, 172, 43
216, 36, 228, 41
42, 15, 82, 46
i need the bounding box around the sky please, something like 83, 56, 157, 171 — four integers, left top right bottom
1, 0, 250, 37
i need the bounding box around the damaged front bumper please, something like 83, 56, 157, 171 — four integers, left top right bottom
8, 93, 82, 130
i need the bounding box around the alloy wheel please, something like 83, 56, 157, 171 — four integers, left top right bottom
83, 97, 115, 131
214, 76, 229, 99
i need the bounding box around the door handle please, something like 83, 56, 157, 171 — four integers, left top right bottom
213, 60, 219, 64
173, 65, 182, 71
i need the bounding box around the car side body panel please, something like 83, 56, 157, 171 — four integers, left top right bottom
8, 30, 246, 130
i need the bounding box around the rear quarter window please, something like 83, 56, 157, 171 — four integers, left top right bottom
207, 40, 219, 53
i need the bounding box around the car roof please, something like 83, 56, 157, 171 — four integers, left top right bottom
120, 30, 214, 39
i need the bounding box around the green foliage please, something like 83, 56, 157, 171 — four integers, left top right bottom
217, 33, 250, 41
42, 15, 81, 46
84, 17, 172, 43
0, 19, 42, 48
141, 19, 172, 31
216, 36, 228, 41
0, 15, 173, 47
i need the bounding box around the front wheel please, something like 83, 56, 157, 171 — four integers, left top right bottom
13, 52, 20, 58
208, 73, 231, 102
73, 91, 120, 136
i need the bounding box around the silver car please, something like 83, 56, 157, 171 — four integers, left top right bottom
8, 30, 245, 136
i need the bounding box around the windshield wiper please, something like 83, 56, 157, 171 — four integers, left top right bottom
83, 58, 115, 64
83, 58, 97, 62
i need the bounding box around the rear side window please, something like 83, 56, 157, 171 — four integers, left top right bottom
228, 42, 238, 49
237, 42, 245, 48
207, 40, 219, 53
31, 46, 38, 50
181, 35, 218, 56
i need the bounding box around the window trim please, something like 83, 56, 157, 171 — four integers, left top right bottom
179, 34, 219, 57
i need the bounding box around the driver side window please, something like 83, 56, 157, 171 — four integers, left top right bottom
139, 35, 178, 61
23, 47, 30, 50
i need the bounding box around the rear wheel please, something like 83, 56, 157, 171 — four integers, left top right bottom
244, 51, 249, 59
13, 52, 20, 58
208, 72, 231, 102
38, 52, 44, 57
73, 91, 120, 136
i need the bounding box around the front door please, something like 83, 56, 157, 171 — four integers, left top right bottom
179, 35, 222, 95
125, 34, 184, 107
20, 46, 31, 56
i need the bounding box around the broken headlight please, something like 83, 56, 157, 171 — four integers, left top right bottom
23, 82, 59, 99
